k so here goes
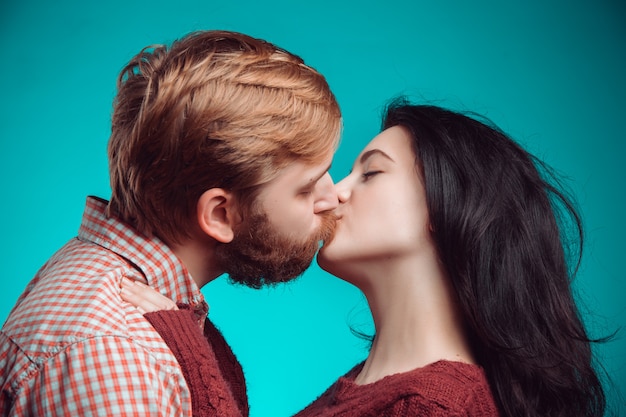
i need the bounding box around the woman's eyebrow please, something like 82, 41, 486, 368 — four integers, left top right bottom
359, 149, 395, 165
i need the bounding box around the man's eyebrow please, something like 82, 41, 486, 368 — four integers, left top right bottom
306, 163, 332, 185
359, 149, 394, 165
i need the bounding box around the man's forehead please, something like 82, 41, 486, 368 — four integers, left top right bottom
262, 157, 332, 190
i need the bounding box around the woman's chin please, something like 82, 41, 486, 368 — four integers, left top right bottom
317, 240, 357, 279
316, 245, 337, 272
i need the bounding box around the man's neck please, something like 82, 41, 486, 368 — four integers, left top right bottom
169, 238, 223, 288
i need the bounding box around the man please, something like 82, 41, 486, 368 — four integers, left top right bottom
0, 30, 341, 416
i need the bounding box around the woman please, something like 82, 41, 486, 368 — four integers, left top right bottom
122, 100, 607, 416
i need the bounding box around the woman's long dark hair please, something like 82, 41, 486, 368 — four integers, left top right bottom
383, 100, 606, 417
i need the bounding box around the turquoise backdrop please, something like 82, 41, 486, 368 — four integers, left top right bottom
1, 1, 624, 415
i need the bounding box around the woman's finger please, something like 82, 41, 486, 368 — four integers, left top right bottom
120, 285, 162, 313
120, 278, 178, 312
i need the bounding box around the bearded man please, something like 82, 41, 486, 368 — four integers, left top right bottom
0, 30, 341, 417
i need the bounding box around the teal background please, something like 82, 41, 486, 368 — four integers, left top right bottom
1, 1, 624, 415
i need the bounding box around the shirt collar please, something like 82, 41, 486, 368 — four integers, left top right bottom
78, 196, 207, 316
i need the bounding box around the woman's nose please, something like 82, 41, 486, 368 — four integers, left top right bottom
335, 176, 351, 204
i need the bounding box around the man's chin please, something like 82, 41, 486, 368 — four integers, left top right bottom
227, 260, 311, 289
218, 210, 337, 289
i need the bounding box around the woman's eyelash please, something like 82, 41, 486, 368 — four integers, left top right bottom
362, 171, 381, 180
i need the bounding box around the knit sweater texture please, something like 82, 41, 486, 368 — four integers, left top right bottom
293, 360, 500, 417
144, 307, 248, 417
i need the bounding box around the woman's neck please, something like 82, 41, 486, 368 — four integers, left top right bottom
353, 255, 475, 385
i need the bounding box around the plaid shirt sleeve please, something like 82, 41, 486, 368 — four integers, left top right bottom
6, 335, 190, 416
1, 199, 204, 417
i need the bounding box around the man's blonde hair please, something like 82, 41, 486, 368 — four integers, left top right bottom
107, 30, 342, 244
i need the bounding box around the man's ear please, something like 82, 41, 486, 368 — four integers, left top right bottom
196, 188, 239, 243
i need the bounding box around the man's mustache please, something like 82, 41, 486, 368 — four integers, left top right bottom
318, 211, 339, 246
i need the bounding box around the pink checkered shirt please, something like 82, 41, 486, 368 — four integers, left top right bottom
0, 196, 208, 416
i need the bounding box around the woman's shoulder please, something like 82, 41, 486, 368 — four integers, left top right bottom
341, 361, 497, 414
398, 361, 499, 415
299, 360, 499, 417
335, 359, 490, 396
414, 360, 488, 384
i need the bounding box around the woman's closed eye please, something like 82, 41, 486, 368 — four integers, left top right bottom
362, 171, 382, 181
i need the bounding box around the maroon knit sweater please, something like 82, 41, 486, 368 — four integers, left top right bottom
144, 307, 248, 417
293, 360, 500, 417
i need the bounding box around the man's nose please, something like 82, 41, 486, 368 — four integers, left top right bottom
313, 172, 339, 213
334, 176, 351, 204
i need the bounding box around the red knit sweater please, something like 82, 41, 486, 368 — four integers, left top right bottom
294, 360, 500, 417
144, 308, 248, 417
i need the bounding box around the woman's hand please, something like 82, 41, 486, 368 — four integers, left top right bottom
120, 277, 178, 313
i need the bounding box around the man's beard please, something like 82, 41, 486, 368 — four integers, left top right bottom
216, 211, 337, 289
